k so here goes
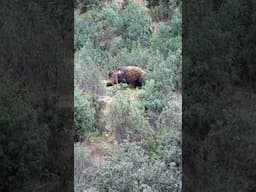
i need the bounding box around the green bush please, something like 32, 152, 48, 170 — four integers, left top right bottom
150, 52, 181, 90
95, 4, 119, 30
95, 143, 149, 191
75, 5, 118, 51
166, 50, 182, 89
139, 8, 182, 113
73, 1, 183, 191
74, 45, 106, 95
146, 135, 181, 192
74, 146, 95, 192
157, 99, 182, 136
150, 4, 170, 21
74, 12, 103, 50
139, 50, 181, 113
117, 2, 152, 47
147, 0, 181, 21
139, 75, 180, 131
169, 5, 182, 37
150, 6, 181, 56
143, 93, 182, 159
108, 94, 152, 143
139, 79, 169, 113
151, 24, 181, 58
90, 96, 105, 134
94, 142, 181, 192
109, 46, 150, 69
74, 87, 96, 141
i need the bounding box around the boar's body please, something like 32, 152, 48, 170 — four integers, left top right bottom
107, 66, 146, 88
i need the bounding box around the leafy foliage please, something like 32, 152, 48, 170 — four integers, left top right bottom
139, 5, 182, 114
74, 146, 94, 192
117, 2, 152, 47
74, 45, 106, 95
74, 87, 96, 141
74, 1, 182, 191
108, 94, 152, 143
94, 142, 181, 192
147, 0, 180, 21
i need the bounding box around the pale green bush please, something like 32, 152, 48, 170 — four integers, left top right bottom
74, 46, 105, 95
117, 2, 152, 47
74, 87, 96, 141
74, 146, 95, 192
94, 142, 181, 192
108, 94, 152, 143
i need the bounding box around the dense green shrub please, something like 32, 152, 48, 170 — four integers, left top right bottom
95, 143, 149, 191
143, 99, 182, 191
117, 2, 152, 47
166, 50, 182, 89
75, 100, 182, 191
74, 87, 96, 141
73, 1, 182, 191
147, 0, 181, 21
157, 99, 182, 136
74, 12, 103, 51
143, 145, 181, 191
74, 45, 106, 95
149, 51, 181, 90
144, 97, 182, 159
108, 36, 127, 55
95, 4, 119, 30
108, 94, 152, 143
109, 46, 150, 69
169, 5, 182, 37
150, 6, 181, 57
94, 142, 181, 192
150, 4, 170, 21
139, 50, 181, 113
74, 87, 105, 141
90, 97, 105, 134
75, 140, 181, 192
139, 5, 182, 114
151, 25, 181, 57
75, 5, 118, 51
74, 146, 95, 192
139, 79, 169, 113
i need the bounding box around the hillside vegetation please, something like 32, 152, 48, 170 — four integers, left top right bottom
74, 0, 182, 191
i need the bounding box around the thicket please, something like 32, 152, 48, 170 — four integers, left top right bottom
95, 141, 181, 192
108, 94, 152, 143
76, 137, 181, 192
74, 0, 182, 191
74, 87, 105, 141
74, 146, 94, 191
73, 91, 182, 191
75, 0, 182, 108
147, 0, 181, 21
